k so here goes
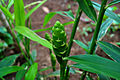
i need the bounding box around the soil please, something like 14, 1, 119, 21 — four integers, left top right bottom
2, 0, 120, 80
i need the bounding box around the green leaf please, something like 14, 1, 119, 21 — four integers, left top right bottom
97, 41, 120, 63
0, 5, 14, 22
108, 0, 120, 7
8, 0, 14, 10
92, 1, 120, 23
0, 54, 20, 68
62, 21, 74, 26
47, 70, 60, 77
25, 0, 47, 20
39, 66, 52, 72
34, 21, 74, 33
63, 10, 74, 20
65, 54, 120, 79
69, 67, 76, 74
77, 0, 97, 21
74, 40, 89, 53
14, 0, 25, 26
33, 27, 52, 33
116, 42, 120, 45
15, 63, 29, 80
98, 74, 110, 80
31, 49, 37, 61
43, 11, 74, 27
43, 12, 56, 27
24, 1, 42, 9
0, 66, 24, 78
97, 18, 113, 40
15, 26, 52, 49
56, 11, 74, 20
25, 63, 38, 80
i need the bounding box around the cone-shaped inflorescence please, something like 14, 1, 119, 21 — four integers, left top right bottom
52, 21, 68, 57
45, 33, 56, 71
45, 33, 52, 43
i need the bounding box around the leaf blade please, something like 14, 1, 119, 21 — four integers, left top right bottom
0, 5, 14, 22
25, 63, 38, 80
92, 1, 120, 23
0, 66, 24, 78
25, 0, 47, 20
74, 40, 89, 53
14, 0, 25, 26
65, 54, 120, 79
0, 54, 20, 68
15, 26, 52, 49
97, 41, 120, 62
108, 0, 120, 7
97, 18, 113, 40
77, 0, 97, 21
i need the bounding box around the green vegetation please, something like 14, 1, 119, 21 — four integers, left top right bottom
0, 0, 120, 80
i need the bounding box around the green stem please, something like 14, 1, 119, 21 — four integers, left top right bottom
25, 18, 34, 64
80, 0, 108, 79
65, 65, 70, 80
66, 6, 82, 57
7, 19, 31, 65
79, 0, 108, 80
60, 62, 66, 80
61, 6, 82, 80
89, 0, 108, 54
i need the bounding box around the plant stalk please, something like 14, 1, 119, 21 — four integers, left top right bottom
89, 0, 108, 54
80, 0, 108, 80
59, 6, 82, 80
80, 0, 108, 79
60, 6, 82, 80
60, 62, 66, 80
8, 20, 31, 65
66, 6, 82, 57
0, 9, 31, 65
64, 65, 70, 80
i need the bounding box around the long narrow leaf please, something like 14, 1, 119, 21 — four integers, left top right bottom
98, 74, 110, 80
43, 12, 56, 27
24, 1, 42, 9
0, 5, 14, 22
25, 0, 47, 20
0, 66, 24, 78
64, 54, 120, 79
34, 21, 74, 33
97, 18, 113, 40
97, 41, 120, 62
74, 40, 89, 53
15, 26, 52, 49
108, 0, 120, 7
14, 0, 25, 26
15, 63, 28, 80
63, 10, 74, 20
34, 27, 52, 33
47, 70, 60, 77
8, 0, 14, 10
77, 0, 97, 21
43, 11, 74, 27
0, 54, 20, 68
25, 63, 38, 80
92, 1, 120, 23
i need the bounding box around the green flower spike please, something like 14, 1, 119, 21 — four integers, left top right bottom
52, 21, 68, 57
